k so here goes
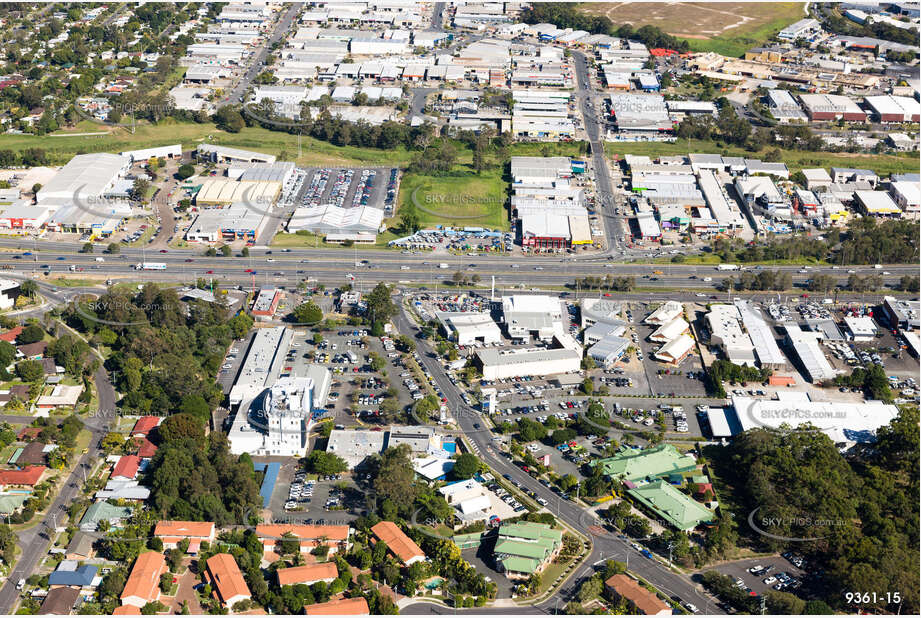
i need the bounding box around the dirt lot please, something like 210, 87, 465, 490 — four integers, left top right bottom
583, 2, 795, 38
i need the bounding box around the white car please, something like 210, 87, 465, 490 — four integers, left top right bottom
763, 576, 777, 585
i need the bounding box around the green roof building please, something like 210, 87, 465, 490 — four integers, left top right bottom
79, 501, 132, 532
0, 494, 27, 515
494, 521, 563, 580
594, 444, 697, 483
627, 480, 715, 531
452, 532, 483, 550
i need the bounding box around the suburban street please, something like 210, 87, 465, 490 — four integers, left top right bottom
0, 366, 117, 614
227, 2, 304, 103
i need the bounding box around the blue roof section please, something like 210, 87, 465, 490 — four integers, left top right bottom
48, 565, 97, 587
253, 462, 280, 508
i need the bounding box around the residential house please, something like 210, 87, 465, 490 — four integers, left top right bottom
277, 563, 338, 587
604, 574, 672, 615
206, 553, 252, 608
120, 551, 167, 608
39, 587, 81, 615
370, 521, 426, 566
304, 597, 370, 615
80, 501, 132, 532
154, 521, 215, 553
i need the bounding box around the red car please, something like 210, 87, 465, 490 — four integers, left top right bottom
245, 269, 254, 273
205, 270, 213, 274
159, 249, 168, 253
185, 258, 194, 263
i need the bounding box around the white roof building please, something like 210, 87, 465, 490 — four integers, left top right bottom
644, 301, 683, 325
287, 204, 383, 235
437, 312, 502, 346
731, 395, 898, 447
649, 317, 689, 343
501, 295, 565, 341
654, 333, 695, 365
706, 304, 756, 366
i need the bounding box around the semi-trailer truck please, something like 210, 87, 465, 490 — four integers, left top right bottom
716, 264, 739, 271
134, 262, 167, 270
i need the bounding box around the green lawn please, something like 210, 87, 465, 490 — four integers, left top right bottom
398, 165, 509, 231
605, 140, 919, 176
1, 120, 415, 167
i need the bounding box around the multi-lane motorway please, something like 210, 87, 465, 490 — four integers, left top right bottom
2, 240, 914, 295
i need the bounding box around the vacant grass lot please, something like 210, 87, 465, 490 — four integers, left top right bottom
582, 2, 805, 57
2, 119, 414, 167
398, 165, 510, 231
605, 140, 918, 176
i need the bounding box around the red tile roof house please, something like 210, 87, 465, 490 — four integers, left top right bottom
154, 520, 215, 554
370, 521, 426, 566
304, 597, 370, 615
205, 553, 252, 608
277, 563, 338, 587
256, 524, 352, 557
131, 416, 162, 438
135, 437, 158, 459
111, 455, 141, 481
0, 326, 22, 342
120, 551, 167, 609
0, 466, 46, 488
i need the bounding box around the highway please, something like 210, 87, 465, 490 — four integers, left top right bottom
1, 241, 914, 294
393, 301, 724, 615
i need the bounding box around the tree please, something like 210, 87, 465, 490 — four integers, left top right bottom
176, 164, 196, 180
305, 451, 348, 475
220, 244, 232, 257
293, 302, 323, 325
107, 243, 121, 254
452, 453, 480, 480
19, 280, 38, 298
400, 206, 421, 234
80, 242, 94, 253
16, 360, 44, 382
373, 444, 416, 505
17, 323, 44, 345
157, 413, 206, 445
580, 377, 594, 395
365, 283, 396, 326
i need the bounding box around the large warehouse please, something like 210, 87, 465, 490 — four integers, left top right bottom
186, 203, 266, 242
197, 144, 276, 164
195, 179, 281, 206
436, 312, 502, 346
608, 93, 672, 132
798, 93, 867, 121
286, 204, 384, 235
863, 95, 921, 123
474, 347, 581, 381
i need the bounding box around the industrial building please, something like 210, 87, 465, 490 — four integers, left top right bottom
228, 327, 290, 406
766, 89, 808, 123
653, 333, 695, 365
854, 190, 902, 217
501, 295, 565, 341
735, 300, 787, 369
587, 336, 630, 368
608, 93, 672, 132
698, 170, 747, 230
119, 145, 182, 163
881, 296, 920, 331
777, 18, 822, 40
197, 144, 276, 164
706, 304, 756, 366
436, 312, 502, 346
783, 323, 837, 383
287, 204, 384, 236
722, 394, 899, 448
475, 347, 581, 381
889, 180, 920, 216
252, 288, 281, 320
194, 178, 281, 206
186, 202, 267, 242
863, 94, 921, 122
798, 93, 867, 122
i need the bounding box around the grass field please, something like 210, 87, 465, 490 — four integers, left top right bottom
1, 119, 415, 167
605, 140, 919, 176
398, 165, 510, 231
582, 2, 805, 57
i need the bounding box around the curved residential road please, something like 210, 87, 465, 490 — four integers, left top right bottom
392, 299, 723, 615
0, 366, 117, 614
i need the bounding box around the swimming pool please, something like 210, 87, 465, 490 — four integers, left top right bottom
424, 578, 444, 590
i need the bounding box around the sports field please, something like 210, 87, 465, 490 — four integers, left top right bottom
583, 2, 806, 57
